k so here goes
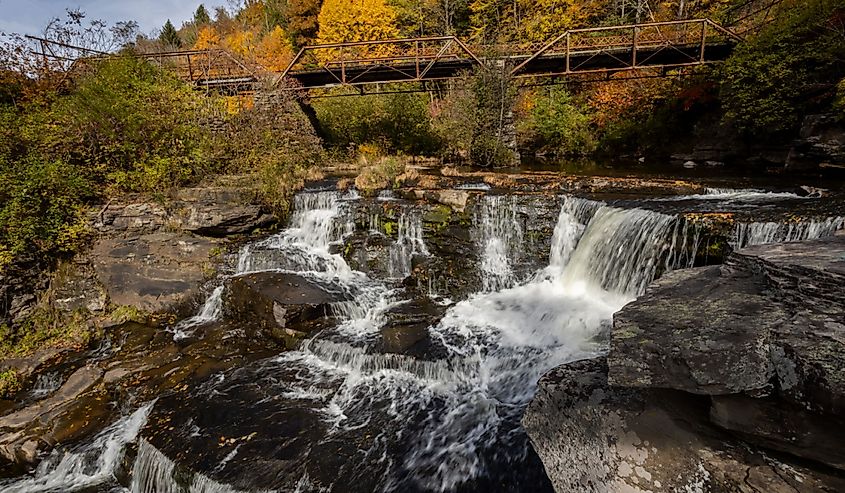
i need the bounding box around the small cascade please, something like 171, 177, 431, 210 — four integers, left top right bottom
475, 195, 524, 291
388, 212, 429, 278
29, 372, 63, 399
130, 439, 254, 493
558, 204, 692, 298
170, 286, 225, 340
0, 403, 154, 492
654, 187, 804, 203
732, 217, 845, 248
548, 196, 603, 272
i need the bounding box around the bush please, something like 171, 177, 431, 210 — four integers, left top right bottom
517, 86, 595, 156
0, 156, 93, 265
433, 68, 519, 167
314, 89, 440, 156
354, 155, 408, 194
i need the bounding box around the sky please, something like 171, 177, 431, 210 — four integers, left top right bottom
0, 0, 232, 37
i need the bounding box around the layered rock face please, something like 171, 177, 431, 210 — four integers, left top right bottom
525, 231, 845, 492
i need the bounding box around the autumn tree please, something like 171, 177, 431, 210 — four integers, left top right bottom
518, 0, 610, 42
194, 25, 221, 49
159, 19, 182, 48
317, 0, 400, 60
286, 0, 323, 46
257, 25, 296, 71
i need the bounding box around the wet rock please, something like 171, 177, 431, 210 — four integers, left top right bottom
608, 265, 784, 395
225, 272, 348, 344
0, 365, 104, 464
424, 189, 473, 212
88, 233, 222, 315
523, 357, 845, 492
380, 298, 444, 353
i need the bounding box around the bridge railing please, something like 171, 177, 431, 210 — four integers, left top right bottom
134, 49, 259, 85
280, 36, 482, 83
511, 18, 742, 77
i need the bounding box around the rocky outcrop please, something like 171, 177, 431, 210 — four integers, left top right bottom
526, 231, 845, 490
0, 365, 104, 464
524, 358, 845, 493
88, 233, 222, 315
787, 114, 845, 171
224, 272, 348, 345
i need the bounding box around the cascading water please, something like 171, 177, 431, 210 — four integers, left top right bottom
388, 212, 429, 279
732, 216, 845, 248
5, 192, 705, 493
474, 195, 524, 292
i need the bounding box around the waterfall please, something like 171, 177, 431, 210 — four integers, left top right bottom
732, 217, 845, 248
130, 439, 257, 493
0, 403, 154, 492
29, 372, 63, 399
475, 195, 524, 292
654, 187, 804, 202
388, 212, 429, 278
10, 190, 707, 492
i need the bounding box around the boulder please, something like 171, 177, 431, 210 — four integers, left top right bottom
608, 265, 784, 396
88, 233, 222, 315
380, 298, 444, 353
172, 186, 276, 237
225, 272, 348, 344
523, 358, 845, 493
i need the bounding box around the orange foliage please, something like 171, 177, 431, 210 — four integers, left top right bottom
256, 26, 296, 72
194, 25, 221, 49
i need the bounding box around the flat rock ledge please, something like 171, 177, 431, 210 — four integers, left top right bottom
525, 231, 845, 491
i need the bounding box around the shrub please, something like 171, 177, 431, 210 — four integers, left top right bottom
517, 86, 596, 156
0, 156, 93, 264
354, 155, 408, 194
314, 89, 440, 155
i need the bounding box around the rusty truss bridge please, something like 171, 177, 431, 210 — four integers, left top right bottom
40, 1, 780, 93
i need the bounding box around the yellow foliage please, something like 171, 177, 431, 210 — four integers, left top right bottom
194, 25, 221, 49
224, 95, 255, 115
257, 26, 296, 72
518, 0, 608, 42
317, 0, 400, 62
225, 29, 257, 59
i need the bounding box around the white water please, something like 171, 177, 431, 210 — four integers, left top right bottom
654, 187, 804, 203
388, 212, 429, 278
29, 372, 63, 399
0, 403, 154, 492
474, 195, 524, 292
732, 216, 845, 248
263, 195, 700, 491
4, 192, 704, 492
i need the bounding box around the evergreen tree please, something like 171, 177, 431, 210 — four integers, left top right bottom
159, 19, 182, 48
193, 4, 212, 25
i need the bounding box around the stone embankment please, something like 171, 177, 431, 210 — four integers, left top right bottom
524, 230, 845, 492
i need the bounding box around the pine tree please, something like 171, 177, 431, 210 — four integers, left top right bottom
194, 5, 212, 25
159, 19, 182, 48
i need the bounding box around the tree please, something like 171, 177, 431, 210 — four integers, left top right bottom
286, 0, 323, 46
159, 19, 182, 48
257, 26, 296, 71
317, 0, 400, 60
194, 25, 221, 49
194, 4, 212, 25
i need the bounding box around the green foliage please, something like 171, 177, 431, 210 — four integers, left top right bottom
314, 90, 440, 155
0, 156, 93, 263
518, 86, 595, 156
159, 19, 183, 48
433, 67, 518, 167
0, 306, 94, 357
0, 368, 22, 398
194, 5, 212, 26
719, 0, 845, 135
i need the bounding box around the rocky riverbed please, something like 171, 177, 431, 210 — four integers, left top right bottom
1, 167, 844, 492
